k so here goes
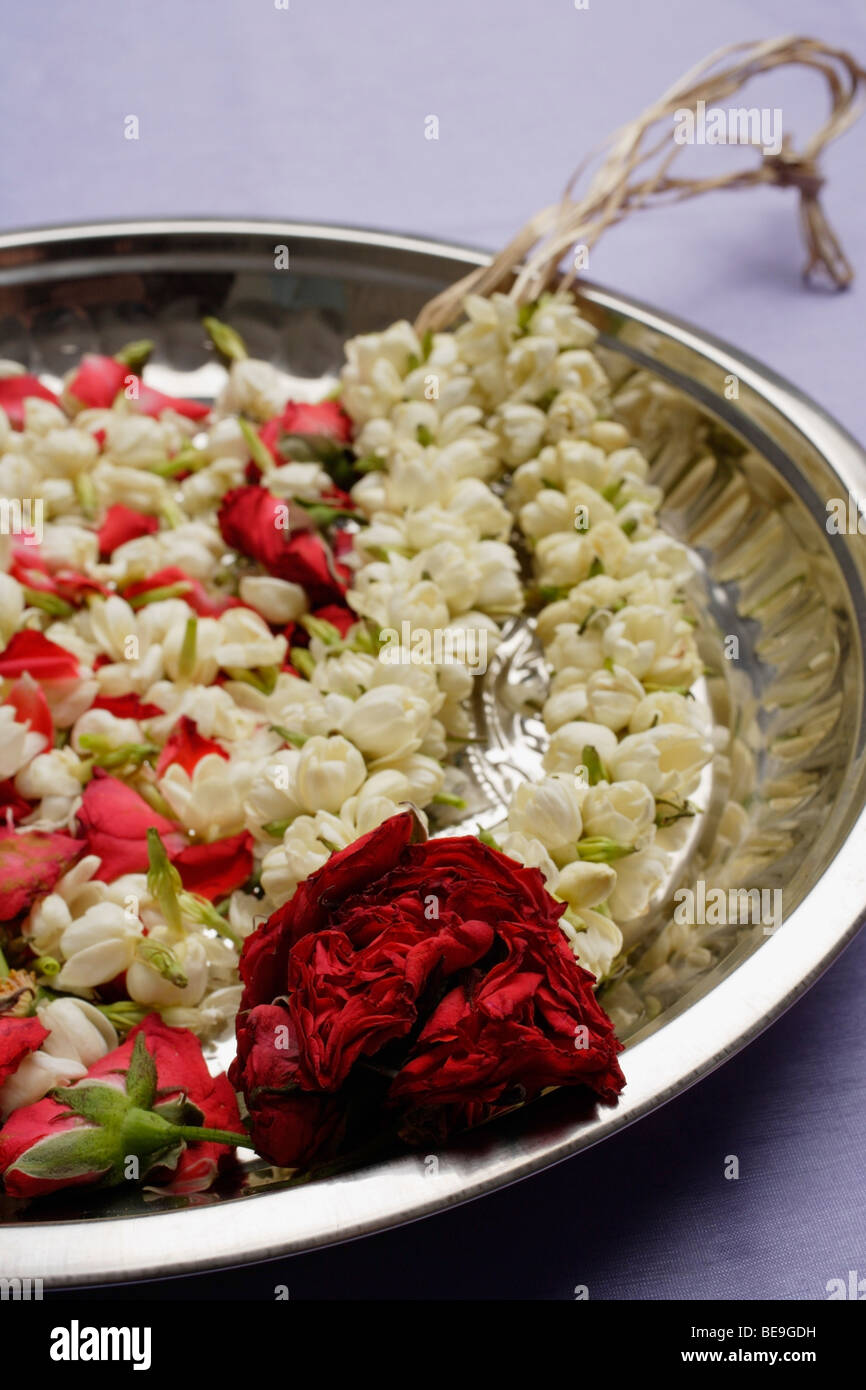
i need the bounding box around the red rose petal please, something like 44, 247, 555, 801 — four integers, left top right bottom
66, 355, 127, 409
0, 827, 86, 922
97, 504, 159, 558
77, 773, 185, 881
173, 831, 253, 900
0, 1016, 50, 1085
155, 716, 228, 778
0, 631, 80, 682
5, 674, 53, 744
0, 376, 62, 429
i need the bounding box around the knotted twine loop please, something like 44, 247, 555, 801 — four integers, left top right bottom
415, 36, 866, 335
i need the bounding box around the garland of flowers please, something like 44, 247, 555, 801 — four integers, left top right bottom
0, 294, 716, 1188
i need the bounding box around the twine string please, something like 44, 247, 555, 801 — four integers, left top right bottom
415, 36, 866, 335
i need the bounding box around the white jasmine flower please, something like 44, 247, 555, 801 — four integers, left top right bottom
608, 724, 713, 798
294, 734, 366, 814
555, 859, 617, 910
160, 752, 252, 837
37, 997, 117, 1067
55, 901, 142, 990
126, 930, 209, 1008
580, 780, 656, 847
561, 908, 623, 981
507, 773, 585, 855
497, 831, 559, 885
340, 684, 432, 761
0, 705, 47, 778
0, 1052, 88, 1120
542, 720, 619, 776
218, 358, 290, 420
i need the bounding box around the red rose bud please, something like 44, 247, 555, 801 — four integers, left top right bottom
0, 1017, 246, 1198
232, 813, 625, 1169
0, 827, 86, 922
0, 1016, 49, 1085
218, 485, 346, 606
0, 375, 62, 428
97, 504, 159, 557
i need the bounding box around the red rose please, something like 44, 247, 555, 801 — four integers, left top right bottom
0, 1016, 49, 1085
0, 1015, 244, 1198
0, 375, 62, 428
97, 504, 159, 557
389, 917, 626, 1143
232, 813, 625, 1169
218, 485, 346, 605
0, 827, 86, 922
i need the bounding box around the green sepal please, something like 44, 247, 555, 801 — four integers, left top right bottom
13, 1127, 116, 1183
124, 1032, 158, 1109
49, 1080, 130, 1126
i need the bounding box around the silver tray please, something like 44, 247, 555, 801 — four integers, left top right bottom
1, 219, 865, 1287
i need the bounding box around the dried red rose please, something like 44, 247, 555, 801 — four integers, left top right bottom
232, 812, 625, 1169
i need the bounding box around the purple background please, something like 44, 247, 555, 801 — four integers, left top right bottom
5, 0, 866, 1300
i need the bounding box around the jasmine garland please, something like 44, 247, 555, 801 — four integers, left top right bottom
0, 295, 719, 1145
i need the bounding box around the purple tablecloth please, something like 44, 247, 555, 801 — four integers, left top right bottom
5, 0, 866, 1299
